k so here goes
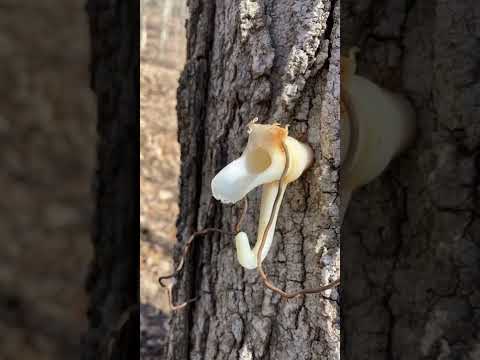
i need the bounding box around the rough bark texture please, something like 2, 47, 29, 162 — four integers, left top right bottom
342, 1, 480, 359
168, 1, 340, 359
83, 1, 139, 359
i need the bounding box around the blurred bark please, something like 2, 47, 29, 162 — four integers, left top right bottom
83, 1, 139, 359
141, 0, 147, 50
342, 1, 480, 359
168, 1, 340, 359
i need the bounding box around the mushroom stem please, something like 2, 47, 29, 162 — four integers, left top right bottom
235, 181, 286, 269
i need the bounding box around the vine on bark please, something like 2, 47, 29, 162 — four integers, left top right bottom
159, 142, 340, 309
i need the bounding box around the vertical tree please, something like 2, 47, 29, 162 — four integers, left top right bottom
83, 1, 139, 359
141, 0, 147, 51
342, 1, 480, 359
168, 1, 341, 359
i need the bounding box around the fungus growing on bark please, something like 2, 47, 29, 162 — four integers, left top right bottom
211, 120, 313, 269
159, 119, 340, 308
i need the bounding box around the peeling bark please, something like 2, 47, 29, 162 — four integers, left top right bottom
342, 1, 480, 359
168, 1, 340, 359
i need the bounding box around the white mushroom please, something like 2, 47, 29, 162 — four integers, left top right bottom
211, 121, 313, 269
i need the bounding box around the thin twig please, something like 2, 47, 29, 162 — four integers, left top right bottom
256, 141, 340, 298
158, 228, 234, 309
159, 198, 248, 310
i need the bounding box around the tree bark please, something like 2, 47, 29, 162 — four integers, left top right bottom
342, 1, 480, 359
141, 0, 147, 51
168, 1, 340, 359
83, 1, 139, 359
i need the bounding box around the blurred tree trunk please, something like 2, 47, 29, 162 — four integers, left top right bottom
168, 1, 340, 359
83, 1, 139, 359
141, 0, 147, 50
342, 1, 480, 359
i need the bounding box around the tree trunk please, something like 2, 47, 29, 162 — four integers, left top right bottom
168, 1, 340, 359
342, 1, 480, 359
141, 0, 147, 51
83, 1, 139, 359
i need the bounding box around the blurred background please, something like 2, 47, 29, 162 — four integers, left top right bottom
0, 2, 95, 359
0, 1, 186, 358
140, 0, 187, 358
